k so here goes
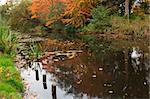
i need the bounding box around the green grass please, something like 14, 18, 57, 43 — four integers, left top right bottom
111, 15, 149, 36
0, 55, 14, 67
0, 54, 23, 98
0, 82, 16, 92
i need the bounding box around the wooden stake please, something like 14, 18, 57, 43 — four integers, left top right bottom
35, 69, 39, 81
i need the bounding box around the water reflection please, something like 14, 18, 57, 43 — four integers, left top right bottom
43, 82, 47, 89
52, 84, 57, 99
21, 47, 149, 99
52, 48, 149, 98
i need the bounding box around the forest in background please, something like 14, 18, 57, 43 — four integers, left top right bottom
0, 0, 149, 37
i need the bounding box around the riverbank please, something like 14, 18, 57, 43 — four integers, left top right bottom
0, 54, 23, 98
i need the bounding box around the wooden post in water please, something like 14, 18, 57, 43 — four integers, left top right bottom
35, 69, 39, 81
42, 69, 47, 82
35, 62, 39, 81
42, 70, 47, 89
52, 80, 57, 99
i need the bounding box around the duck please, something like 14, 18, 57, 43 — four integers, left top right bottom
131, 47, 141, 65
131, 47, 141, 59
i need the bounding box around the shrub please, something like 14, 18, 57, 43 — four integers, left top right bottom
83, 6, 112, 32
140, 2, 149, 14
28, 42, 43, 61
8, 0, 36, 33
0, 3, 12, 20
0, 18, 17, 56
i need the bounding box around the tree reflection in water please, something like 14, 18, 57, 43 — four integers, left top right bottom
52, 49, 149, 98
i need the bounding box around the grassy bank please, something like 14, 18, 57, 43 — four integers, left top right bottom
0, 54, 23, 98
0, 13, 23, 98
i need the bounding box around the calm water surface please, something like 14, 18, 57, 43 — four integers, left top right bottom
21, 45, 150, 99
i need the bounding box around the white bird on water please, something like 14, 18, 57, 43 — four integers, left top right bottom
131, 47, 141, 65
131, 47, 141, 58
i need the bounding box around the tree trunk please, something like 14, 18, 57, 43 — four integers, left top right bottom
124, 0, 129, 16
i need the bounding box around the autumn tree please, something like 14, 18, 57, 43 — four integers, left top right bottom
62, 0, 100, 27
29, 0, 51, 19
29, 0, 101, 27
29, 0, 67, 27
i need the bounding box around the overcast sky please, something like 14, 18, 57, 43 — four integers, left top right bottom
0, 0, 7, 5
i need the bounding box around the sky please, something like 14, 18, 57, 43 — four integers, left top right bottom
0, 0, 7, 5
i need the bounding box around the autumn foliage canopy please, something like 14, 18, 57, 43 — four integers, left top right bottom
29, 0, 100, 27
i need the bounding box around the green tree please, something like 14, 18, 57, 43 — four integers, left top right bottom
83, 6, 112, 32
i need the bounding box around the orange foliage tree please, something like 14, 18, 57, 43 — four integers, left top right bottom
63, 0, 99, 27
29, 0, 67, 26
29, 0, 100, 27
29, 0, 51, 19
